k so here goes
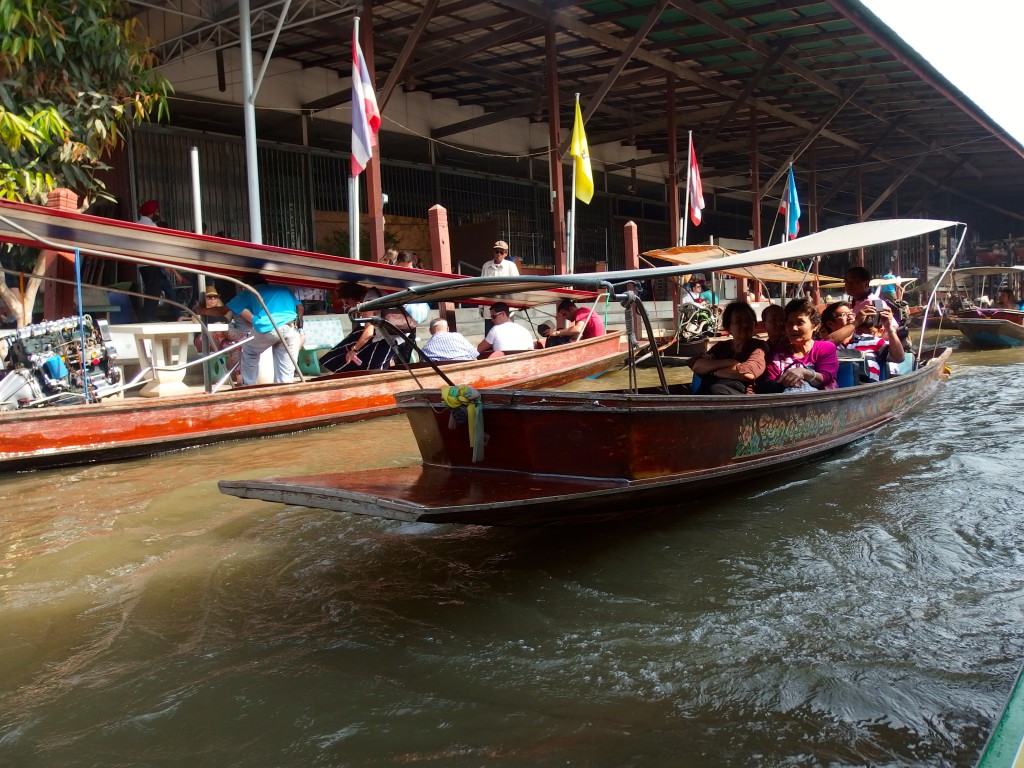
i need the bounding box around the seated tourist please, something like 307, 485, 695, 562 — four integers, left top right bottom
477, 302, 534, 358
536, 323, 571, 348
680, 280, 704, 305
996, 289, 1023, 310
320, 282, 396, 372
760, 303, 787, 348
758, 297, 839, 392
548, 298, 605, 341
689, 302, 768, 395
821, 300, 904, 382
421, 318, 478, 362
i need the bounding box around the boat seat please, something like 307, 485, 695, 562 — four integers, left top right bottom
890, 352, 915, 376
836, 361, 857, 388
836, 349, 870, 384
298, 315, 347, 375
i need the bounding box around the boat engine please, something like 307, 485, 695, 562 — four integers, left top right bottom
0, 316, 122, 410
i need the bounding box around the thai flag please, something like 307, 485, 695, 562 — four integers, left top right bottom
351, 29, 380, 177
779, 165, 801, 239
688, 134, 705, 226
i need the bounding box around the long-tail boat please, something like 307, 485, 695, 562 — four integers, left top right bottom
0, 200, 621, 471
220, 219, 963, 525
949, 267, 1024, 348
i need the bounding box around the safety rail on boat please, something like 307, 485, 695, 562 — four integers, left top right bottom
0, 208, 306, 389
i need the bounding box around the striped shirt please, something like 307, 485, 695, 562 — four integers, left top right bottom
422, 331, 479, 362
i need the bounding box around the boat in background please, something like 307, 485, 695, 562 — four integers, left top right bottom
0, 199, 622, 471
949, 266, 1024, 348
221, 219, 963, 525
0, 332, 624, 471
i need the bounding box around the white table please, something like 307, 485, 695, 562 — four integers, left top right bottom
114, 322, 227, 397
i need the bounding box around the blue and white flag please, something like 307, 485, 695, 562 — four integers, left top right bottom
778, 165, 801, 240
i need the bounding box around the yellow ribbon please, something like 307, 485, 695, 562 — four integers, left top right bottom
440, 385, 485, 462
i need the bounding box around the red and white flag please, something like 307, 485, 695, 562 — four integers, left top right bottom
688, 134, 705, 226
351, 28, 380, 177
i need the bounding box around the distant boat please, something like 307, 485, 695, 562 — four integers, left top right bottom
950, 266, 1024, 348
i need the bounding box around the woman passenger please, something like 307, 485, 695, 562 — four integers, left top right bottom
759, 297, 839, 392
319, 282, 395, 372
689, 302, 768, 395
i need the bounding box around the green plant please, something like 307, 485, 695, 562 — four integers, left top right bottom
0, 0, 171, 205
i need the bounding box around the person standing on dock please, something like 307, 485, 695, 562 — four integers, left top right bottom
481, 241, 519, 278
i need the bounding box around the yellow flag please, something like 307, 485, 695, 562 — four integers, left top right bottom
570, 100, 594, 204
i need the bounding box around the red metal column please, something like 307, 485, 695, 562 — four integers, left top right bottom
363, 6, 385, 261
546, 24, 566, 274
856, 167, 865, 266
666, 75, 679, 248
748, 108, 761, 300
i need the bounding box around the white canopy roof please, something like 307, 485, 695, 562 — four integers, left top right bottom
357, 219, 962, 311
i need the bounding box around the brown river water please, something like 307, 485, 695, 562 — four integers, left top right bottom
1, 335, 1023, 767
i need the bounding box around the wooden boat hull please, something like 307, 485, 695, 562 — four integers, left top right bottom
220, 348, 952, 525
906, 305, 959, 329
955, 311, 1024, 348
0, 333, 623, 471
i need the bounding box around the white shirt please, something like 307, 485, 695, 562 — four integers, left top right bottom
484, 321, 533, 352
481, 259, 519, 278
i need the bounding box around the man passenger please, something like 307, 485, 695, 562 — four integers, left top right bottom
421, 318, 478, 362
548, 298, 606, 341
477, 302, 533, 358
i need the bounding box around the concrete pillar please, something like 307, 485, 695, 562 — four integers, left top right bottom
44, 188, 79, 319
429, 204, 456, 329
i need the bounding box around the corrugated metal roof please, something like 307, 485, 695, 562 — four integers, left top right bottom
129, 0, 1024, 231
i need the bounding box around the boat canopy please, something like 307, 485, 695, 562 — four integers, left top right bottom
818, 276, 917, 290
645, 249, 842, 285
951, 265, 1024, 277
0, 199, 595, 308
357, 219, 963, 312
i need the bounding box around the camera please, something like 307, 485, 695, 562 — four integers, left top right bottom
871, 299, 887, 327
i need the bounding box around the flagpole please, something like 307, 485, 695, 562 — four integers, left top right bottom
682, 130, 692, 247
782, 163, 790, 246
349, 16, 362, 260
567, 93, 580, 274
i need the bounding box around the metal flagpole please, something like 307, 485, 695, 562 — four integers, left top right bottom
239, 0, 262, 244
682, 129, 692, 247
190, 146, 211, 391
349, 16, 362, 260
567, 93, 579, 274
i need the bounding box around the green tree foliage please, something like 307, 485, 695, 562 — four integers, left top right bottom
0, 0, 171, 328
0, 0, 171, 205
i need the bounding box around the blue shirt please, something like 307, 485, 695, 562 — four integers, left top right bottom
227, 284, 299, 333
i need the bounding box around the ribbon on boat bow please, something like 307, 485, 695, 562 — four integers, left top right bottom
440, 385, 485, 463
